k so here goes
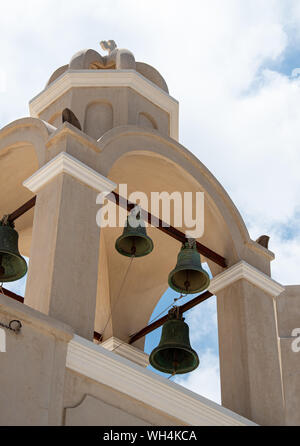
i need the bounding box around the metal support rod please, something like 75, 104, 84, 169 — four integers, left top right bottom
0, 287, 25, 303
8, 196, 36, 222
110, 192, 227, 268
129, 290, 213, 345
5, 193, 226, 267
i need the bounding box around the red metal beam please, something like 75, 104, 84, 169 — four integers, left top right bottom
8, 196, 36, 223
111, 192, 227, 268
129, 290, 213, 344
4, 192, 227, 268
0, 287, 24, 303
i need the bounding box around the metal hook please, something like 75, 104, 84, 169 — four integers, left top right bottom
9, 320, 22, 332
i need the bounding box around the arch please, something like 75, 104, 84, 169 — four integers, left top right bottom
46, 65, 68, 87
0, 117, 55, 167
0, 118, 56, 256
98, 126, 251, 260
69, 49, 105, 70
115, 49, 136, 70
136, 62, 169, 93
94, 126, 268, 348
84, 101, 113, 140
68, 48, 136, 71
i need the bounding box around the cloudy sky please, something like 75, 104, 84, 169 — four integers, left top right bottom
2, 0, 300, 405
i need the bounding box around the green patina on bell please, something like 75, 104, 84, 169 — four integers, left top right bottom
115, 211, 153, 258
168, 241, 210, 294
149, 308, 199, 375
0, 217, 27, 283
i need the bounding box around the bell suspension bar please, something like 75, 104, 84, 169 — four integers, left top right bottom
128, 290, 213, 344
109, 192, 227, 268
6, 193, 227, 268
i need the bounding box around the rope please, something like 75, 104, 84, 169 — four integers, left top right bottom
100, 255, 134, 338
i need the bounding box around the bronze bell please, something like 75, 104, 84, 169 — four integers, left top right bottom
168, 240, 210, 294
0, 217, 27, 283
115, 210, 153, 257
149, 307, 199, 375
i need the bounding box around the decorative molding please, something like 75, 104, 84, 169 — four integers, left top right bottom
23, 152, 116, 194
101, 337, 149, 368
29, 70, 179, 141
246, 239, 275, 261
209, 260, 285, 297
66, 335, 256, 426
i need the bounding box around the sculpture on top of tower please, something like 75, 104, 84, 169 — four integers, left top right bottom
100, 40, 117, 54
45, 40, 169, 93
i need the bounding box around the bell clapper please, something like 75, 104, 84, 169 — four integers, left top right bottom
184, 280, 190, 293
173, 350, 179, 374
184, 269, 190, 293
130, 240, 137, 256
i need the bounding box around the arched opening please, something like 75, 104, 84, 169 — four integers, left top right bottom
94, 136, 244, 349
144, 262, 221, 403
0, 143, 39, 299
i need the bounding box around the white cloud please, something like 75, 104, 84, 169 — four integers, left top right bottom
175, 349, 221, 404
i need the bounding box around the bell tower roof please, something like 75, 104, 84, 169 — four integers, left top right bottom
45, 40, 169, 93
29, 40, 178, 140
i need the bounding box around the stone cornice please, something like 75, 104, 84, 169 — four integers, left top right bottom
23, 152, 116, 193
66, 335, 255, 426
101, 337, 149, 368
209, 260, 285, 297
29, 70, 179, 140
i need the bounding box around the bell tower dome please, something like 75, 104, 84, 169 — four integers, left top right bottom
29, 41, 179, 141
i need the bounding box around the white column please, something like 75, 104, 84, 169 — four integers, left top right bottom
209, 261, 285, 426
23, 152, 116, 339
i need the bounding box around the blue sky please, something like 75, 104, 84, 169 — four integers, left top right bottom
2, 0, 300, 404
